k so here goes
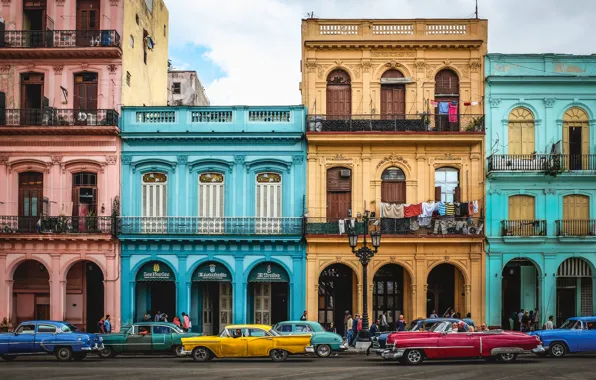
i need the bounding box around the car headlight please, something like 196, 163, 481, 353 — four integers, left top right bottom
99, 337, 103, 342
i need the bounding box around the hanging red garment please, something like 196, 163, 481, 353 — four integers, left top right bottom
448, 103, 458, 123
404, 203, 422, 218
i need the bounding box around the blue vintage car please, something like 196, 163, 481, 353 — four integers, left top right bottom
369, 318, 466, 355
0, 320, 104, 361
529, 316, 596, 358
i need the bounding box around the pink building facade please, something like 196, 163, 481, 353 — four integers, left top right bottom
0, 0, 124, 332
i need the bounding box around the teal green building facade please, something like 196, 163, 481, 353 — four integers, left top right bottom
485, 54, 596, 328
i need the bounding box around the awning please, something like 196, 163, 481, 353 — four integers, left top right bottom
248, 262, 289, 283
136, 261, 175, 282
192, 261, 232, 282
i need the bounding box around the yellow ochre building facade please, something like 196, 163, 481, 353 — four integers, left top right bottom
301, 18, 488, 333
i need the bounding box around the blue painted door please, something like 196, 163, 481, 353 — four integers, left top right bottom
34, 324, 58, 353
578, 320, 596, 352
9, 323, 36, 354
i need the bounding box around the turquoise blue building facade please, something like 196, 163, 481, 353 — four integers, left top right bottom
118, 106, 307, 333
485, 54, 596, 328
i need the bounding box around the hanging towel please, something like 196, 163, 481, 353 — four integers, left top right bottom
404, 203, 423, 218
448, 103, 458, 123
438, 102, 449, 114
438, 202, 447, 216
338, 219, 345, 234
468, 202, 474, 216
381, 202, 404, 219
421, 202, 436, 217
460, 202, 469, 217
473, 200, 479, 214
445, 203, 455, 216
350, 218, 356, 228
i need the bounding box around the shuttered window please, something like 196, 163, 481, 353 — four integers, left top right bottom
256, 173, 282, 233
198, 173, 225, 234
508, 195, 535, 220
563, 195, 590, 220
142, 173, 167, 217
508, 107, 535, 155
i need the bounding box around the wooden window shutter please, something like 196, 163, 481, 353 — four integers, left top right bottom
435, 186, 442, 202
454, 186, 461, 203
72, 187, 80, 217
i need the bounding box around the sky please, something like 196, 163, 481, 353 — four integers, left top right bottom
167, 0, 596, 106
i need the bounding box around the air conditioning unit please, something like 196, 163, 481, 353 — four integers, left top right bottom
340, 169, 351, 177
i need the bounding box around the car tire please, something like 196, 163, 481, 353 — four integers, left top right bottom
55, 347, 73, 362
403, 349, 424, 365
191, 347, 212, 362
315, 344, 332, 358
72, 353, 87, 361
174, 345, 186, 357
1, 355, 17, 361
270, 349, 289, 362
98, 347, 114, 359
549, 342, 567, 358
497, 353, 517, 363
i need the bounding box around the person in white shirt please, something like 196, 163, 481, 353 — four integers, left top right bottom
545, 315, 554, 330
430, 310, 438, 318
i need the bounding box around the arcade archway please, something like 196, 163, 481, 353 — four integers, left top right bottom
318, 263, 356, 337
247, 262, 289, 325
65, 260, 104, 332
426, 263, 466, 318
135, 261, 176, 322
190, 261, 233, 334
12, 260, 50, 324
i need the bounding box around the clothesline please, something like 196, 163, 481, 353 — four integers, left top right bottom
381, 200, 479, 220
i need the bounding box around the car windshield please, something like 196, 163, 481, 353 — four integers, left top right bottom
61, 324, 79, 333
406, 321, 420, 331
268, 328, 280, 336
171, 325, 184, 334
559, 319, 581, 330
429, 322, 447, 332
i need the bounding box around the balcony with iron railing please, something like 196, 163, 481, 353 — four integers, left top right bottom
306, 217, 484, 236
501, 220, 547, 237
0, 216, 113, 235
307, 114, 485, 133
0, 108, 119, 134
116, 216, 304, 238
488, 154, 596, 173
0, 30, 122, 59
556, 220, 596, 237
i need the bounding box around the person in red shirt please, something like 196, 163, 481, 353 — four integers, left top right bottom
173, 316, 181, 327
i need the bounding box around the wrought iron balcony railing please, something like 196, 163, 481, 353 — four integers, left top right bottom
117, 216, 304, 236
306, 217, 484, 236
556, 220, 596, 237
0, 216, 113, 234
308, 114, 484, 133
1, 30, 121, 48
501, 220, 547, 236
0, 109, 119, 127
488, 154, 596, 172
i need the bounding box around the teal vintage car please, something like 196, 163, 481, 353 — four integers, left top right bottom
98, 322, 200, 358
273, 321, 347, 357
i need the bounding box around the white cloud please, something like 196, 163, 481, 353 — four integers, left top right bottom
167, 0, 596, 105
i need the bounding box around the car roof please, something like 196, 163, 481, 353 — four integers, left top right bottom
568, 316, 596, 321
21, 320, 67, 326
276, 321, 318, 325
413, 318, 463, 323
132, 322, 180, 328
225, 324, 272, 330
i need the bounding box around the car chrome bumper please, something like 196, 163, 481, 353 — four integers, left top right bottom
532, 345, 546, 353
305, 345, 315, 353
381, 348, 405, 360
83, 343, 104, 351
338, 344, 348, 352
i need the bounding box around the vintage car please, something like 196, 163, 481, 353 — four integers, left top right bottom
273, 320, 347, 357
98, 322, 200, 358
0, 320, 103, 361
529, 316, 596, 358
381, 320, 543, 365
182, 324, 314, 362
370, 318, 465, 355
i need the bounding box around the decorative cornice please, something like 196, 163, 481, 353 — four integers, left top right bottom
234, 155, 246, 165
327, 153, 351, 161
107, 64, 118, 74
434, 153, 462, 161
106, 155, 117, 165
377, 153, 411, 170
371, 50, 416, 58
51, 156, 63, 164
0, 65, 10, 74
543, 188, 556, 195
292, 155, 304, 165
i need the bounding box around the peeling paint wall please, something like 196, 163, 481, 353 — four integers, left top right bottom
167, 71, 209, 106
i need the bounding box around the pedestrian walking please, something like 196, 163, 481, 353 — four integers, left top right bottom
182, 312, 190, 332
173, 316, 181, 327
300, 310, 308, 321
396, 315, 406, 331
381, 312, 389, 332
366, 320, 379, 356
346, 314, 354, 345
104, 315, 111, 333
350, 314, 360, 347
97, 317, 106, 334
545, 315, 554, 330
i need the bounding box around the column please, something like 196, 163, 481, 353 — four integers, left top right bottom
543, 254, 558, 326
413, 257, 426, 319
120, 256, 132, 324
470, 255, 483, 322
292, 255, 304, 320
592, 275, 596, 316
49, 254, 65, 320
486, 253, 503, 327
233, 156, 245, 216
233, 256, 244, 324
306, 256, 317, 322
176, 156, 188, 216
0, 254, 7, 322
121, 156, 133, 215
177, 255, 188, 316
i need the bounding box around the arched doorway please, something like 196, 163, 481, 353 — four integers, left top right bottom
190, 261, 233, 334
501, 258, 540, 330
380, 69, 405, 119
557, 258, 593, 326
318, 263, 355, 337
247, 262, 289, 325
426, 264, 465, 318
65, 261, 104, 332
12, 260, 50, 324
326, 69, 351, 117
434, 69, 459, 131
373, 264, 410, 330
327, 167, 352, 220
135, 261, 176, 322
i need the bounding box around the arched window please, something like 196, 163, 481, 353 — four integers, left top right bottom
142, 172, 167, 217
563, 107, 590, 170
381, 167, 406, 203
326, 69, 351, 117
434, 69, 459, 131
381, 69, 405, 118
256, 173, 282, 233
198, 173, 224, 233
508, 107, 535, 155
434, 167, 459, 203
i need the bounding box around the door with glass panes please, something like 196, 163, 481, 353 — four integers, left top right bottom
255, 173, 282, 234
141, 173, 167, 233
254, 283, 271, 325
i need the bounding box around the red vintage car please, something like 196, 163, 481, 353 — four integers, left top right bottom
381, 321, 544, 365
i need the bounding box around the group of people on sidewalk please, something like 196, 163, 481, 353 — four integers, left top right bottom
97, 315, 112, 333
510, 309, 554, 332
142, 310, 193, 332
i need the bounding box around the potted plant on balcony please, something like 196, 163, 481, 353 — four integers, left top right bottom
85, 209, 99, 233
466, 115, 484, 132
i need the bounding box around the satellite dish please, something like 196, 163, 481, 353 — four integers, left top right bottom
77, 112, 87, 121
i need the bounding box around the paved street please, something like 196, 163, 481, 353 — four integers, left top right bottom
1, 354, 595, 380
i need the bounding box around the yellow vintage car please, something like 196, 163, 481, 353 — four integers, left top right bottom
182, 324, 314, 362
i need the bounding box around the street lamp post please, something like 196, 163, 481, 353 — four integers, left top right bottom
347, 210, 381, 343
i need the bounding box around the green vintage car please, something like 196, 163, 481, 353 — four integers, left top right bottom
273, 321, 347, 358
98, 322, 200, 358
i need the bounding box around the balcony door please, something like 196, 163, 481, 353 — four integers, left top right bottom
327, 167, 352, 220
256, 173, 282, 234
563, 107, 589, 170
76, 0, 100, 46
508, 195, 536, 236
326, 69, 351, 118
508, 107, 535, 155
563, 195, 590, 235
72, 172, 97, 232
381, 69, 405, 120
18, 172, 43, 231
141, 173, 167, 233
22, 0, 47, 47
20, 73, 44, 125
434, 69, 459, 131
198, 173, 225, 234
74, 73, 98, 125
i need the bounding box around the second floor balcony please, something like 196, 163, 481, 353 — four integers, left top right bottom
0, 30, 122, 59
0, 108, 119, 135
0, 216, 113, 235
116, 216, 304, 238
308, 114, 485, 133
488, 154, 596, 173
501, 220, 547, 237
556, 220, 596, 237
